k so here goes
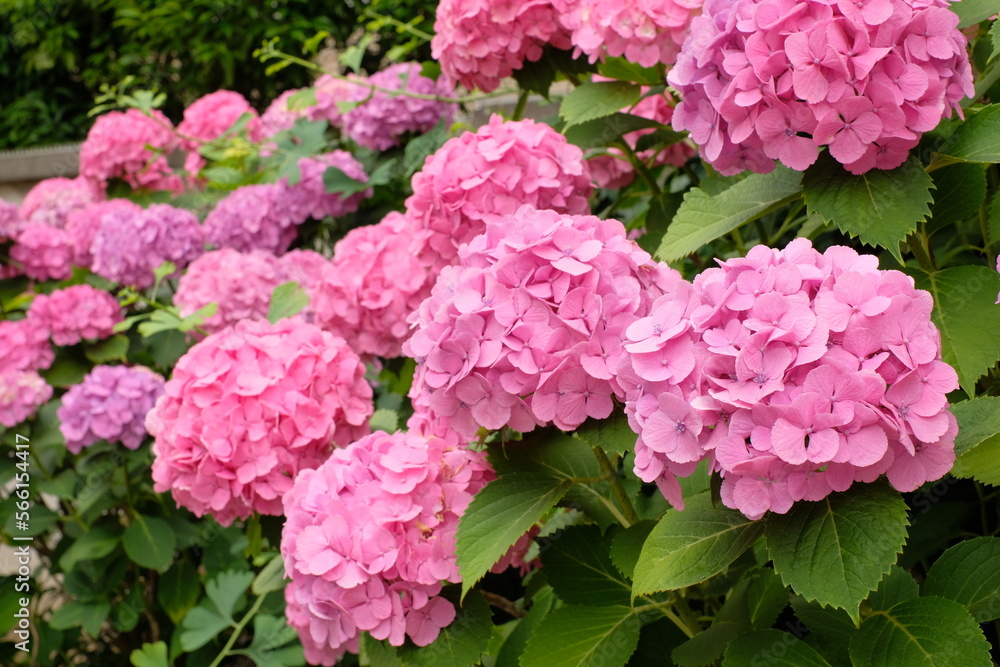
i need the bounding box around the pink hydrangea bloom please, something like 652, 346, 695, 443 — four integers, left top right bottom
57, 365, 165, 454
175, 248, 316, 334
28, 285, 123, 346
310, 74, 357, 127
404, 115, 593, 273
313, 212, 433, 358
281, 428, 493, 662
20, 177, 104, 229
0, 318, 54, 374
432, 0, 572, 92
9, 223, 75, 281
79, 109, 183, 192
490, 524, 542, 576
147, 318, 373, 525
562, 0, 703, 67
65, 199, 142, 270
587, 82, 695, 189
1, 199, 21, 240
278, 152, 372, 223
178, 90, 263, 175
342, 63, 457, 151
203, 184, 296, 254
92, 203, 204, 287
621, 239, 959, 519
0, 370, 52, 427
669, 0, 975, 175
261, 88, 309, 137
406, 205, 678, 436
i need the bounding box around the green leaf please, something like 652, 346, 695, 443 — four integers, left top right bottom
457, 472, 571, 598
369, 408, 399, 433
610, 520, 656, 580
50, 600, 111, 635
953, 433, 1000, 485
747, 568, 789, 630
323, 165, 369, 197
673, 579, 752, 667
401, 594, 493, 667
152, 260, 177, 286
560, 81, 642, 128
245, 614, 305, 667
951, 396, 1000, 456
179, 303, 218, 332
542, 525, 632, 606
656, 167, 804, 262
563, 113, 663, 150
59, 526, 122, 571
951, 0, 1000, 28
574, 412, 636, 457
923, 536, 1000, 622
130, 641, 170, 667
496, 587, 555, 667
865, 565, 918, 613
627, 619, 688, 666
137, 309, 184, 338
200, 166, 245, 186
179, 605, 232, 652
268, 281, 309, 324
597, 58, 663, 85
992, 19, 1000, 62
911, 265, 1000, 393
791, 596, 856, 667
988, 190, 1000, 248
158, 559, 201, 624
764, 482, 909, 625
849, 596, 991, 666
252, 554, 287, 595
287, 88, 318, 111
632, 492, 764, 597
123, 515, 176, 571
403, 120, 449, 178
41, 357, 89, 388
938, 104, 1000, 162
723, 629, 832, 667
83, 334, 130, 364
928, 164, 987, 232
803, 155, 933, 263
521, 605, 641, 667
206, 570, 254, 622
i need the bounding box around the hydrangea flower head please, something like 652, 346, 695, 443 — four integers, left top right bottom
0, 370, 52, 427
562, 0, 704, 67
313, 212, 433, 358
28, 285, 123, 346
406, 205, 679, 436
310, 74, 357, 127
669, 0, 974, 174
92, 203, 204, 287
404, 115, 593, 272
278, 152, 371, 223
9, 223, 75, 281
621, 239, 959, 519
342, 63, 457, 151
1, 199, 21, 240
58, 365, 165, 454
65, 199, 143, 270
178, 90, 263, 174
0, 319, 53, 374
147, 318, 373, 525
20, 177, 104, 229
432, 0, 572, 92
261, 88, 309, 137
203, 184, 296, 254
281, 428, 493, 663
79, 109, 183, 192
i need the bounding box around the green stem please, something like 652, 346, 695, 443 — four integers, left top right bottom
614, 139, 662, 198
981, 203, 995, 270
511, 90, 530, 121
632, 600, 698, 638
592, 446, 639, 527
208, 593, 267, 667
363, 9, 434, 41
907, 228, 935, 272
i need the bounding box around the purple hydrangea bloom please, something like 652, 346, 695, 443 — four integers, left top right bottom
58, 365, 165, 454
203, 183, 297, 255
342, 63, 457, 151
278, 152, 371, 223
92, 203, 205, 287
